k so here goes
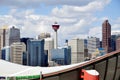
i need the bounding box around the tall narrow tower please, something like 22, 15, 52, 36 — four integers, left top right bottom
102, 20, 111, 53
52, 22, 60, 49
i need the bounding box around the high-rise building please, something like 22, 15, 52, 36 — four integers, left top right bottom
111, 34, 120, 51
44, 38, 54, 61
38, 33, 54, 61
10, 42, 26, 64
0, 28, 8, 59
116, 37, 120, 50
51, 46, 71, 65
1, 46, 10, 61
6, 26, 20, 46
27, 39, 48, 66
68, 38, 87, 64
20, 37, 33, 50
102, 20, 111, 53
38, 33, 51, 39
87, 37, 100, 55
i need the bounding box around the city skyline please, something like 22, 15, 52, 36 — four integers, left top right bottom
0, 0, 120, 46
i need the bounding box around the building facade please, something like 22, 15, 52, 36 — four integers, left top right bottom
1, 46, 10, 61
116, 37, 120, 50
111, 34, 120, 51
44, 38, 54, 61
6, 26, 20, 46
102, 20, 111, 53
0, 28, 8, 59
38, 33, 51, 39
10, 42, 26, 64
27, 39, 48, 66
38, 33, 54, 61
87, 37, 100, 56
68, 38, 87, 64
51, 46, 71, 65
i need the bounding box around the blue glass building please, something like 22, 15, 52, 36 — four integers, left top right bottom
27, 39, 48, 66
110, 34, 120, 51
1, 46, 10, 61
51, 46, 71, 65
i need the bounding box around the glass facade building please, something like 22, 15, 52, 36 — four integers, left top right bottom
27, 39, 48, 66
51, 46, 71, 65
1, 46, 10, 61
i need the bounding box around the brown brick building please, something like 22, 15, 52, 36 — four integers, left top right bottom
102, 20, 112, 53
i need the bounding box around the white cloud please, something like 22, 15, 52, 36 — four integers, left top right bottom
0, 0, 114, 46
88, 27, 102, 38
0, 0, 103, 8
51, 0, 111, 18
111, 17, 120, 32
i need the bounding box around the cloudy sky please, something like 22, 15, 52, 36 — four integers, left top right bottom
0, 0, 120, 46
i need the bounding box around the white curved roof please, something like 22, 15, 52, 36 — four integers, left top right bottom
0, 59, 87, 77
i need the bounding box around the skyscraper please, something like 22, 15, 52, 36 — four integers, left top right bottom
38, 33, 54, 61
6, 26, 20, 46
0, 27, 8, 59
27, 39, 48, 66
10, 42, 26, 64
44, 38, 54, 61
1, 46, 10, 61
20, 37, 33, 50
111, 33, 120, 51
116, 37, 120, 50
68, 38, 87, 64
102, 20, 111, 53
87, 37, 100, 55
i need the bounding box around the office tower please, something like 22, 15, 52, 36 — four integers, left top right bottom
6, 26, 20, 46
51, 46, 71, 65
44, 38, 54, 61
20, 37, 33, 50
1, 46, 10, 61
10, 42, 26, 64
111, 34, 120, 51
116, 37, 120, 50
0, 28, 7, 48
100, 41, 102, 48
52, 22, 60, 49
38, 33, 54, 61
27, 39, 48, 66
102, 20, 111, 53
0, 27, 8, 59
87, 37, 100, 55
22, 51, 27, 65
68, 38, 87, 64
38, 33, 51, 39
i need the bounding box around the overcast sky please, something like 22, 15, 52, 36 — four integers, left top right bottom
0, 0, 120, 46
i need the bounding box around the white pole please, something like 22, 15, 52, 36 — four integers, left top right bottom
40, 71, 42, 80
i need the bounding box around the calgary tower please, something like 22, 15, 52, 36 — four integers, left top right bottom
52, 22, 60, 49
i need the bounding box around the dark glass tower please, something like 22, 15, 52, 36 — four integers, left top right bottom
102, 20, 111, 53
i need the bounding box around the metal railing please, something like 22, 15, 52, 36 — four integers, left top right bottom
43, 50, 120, 80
